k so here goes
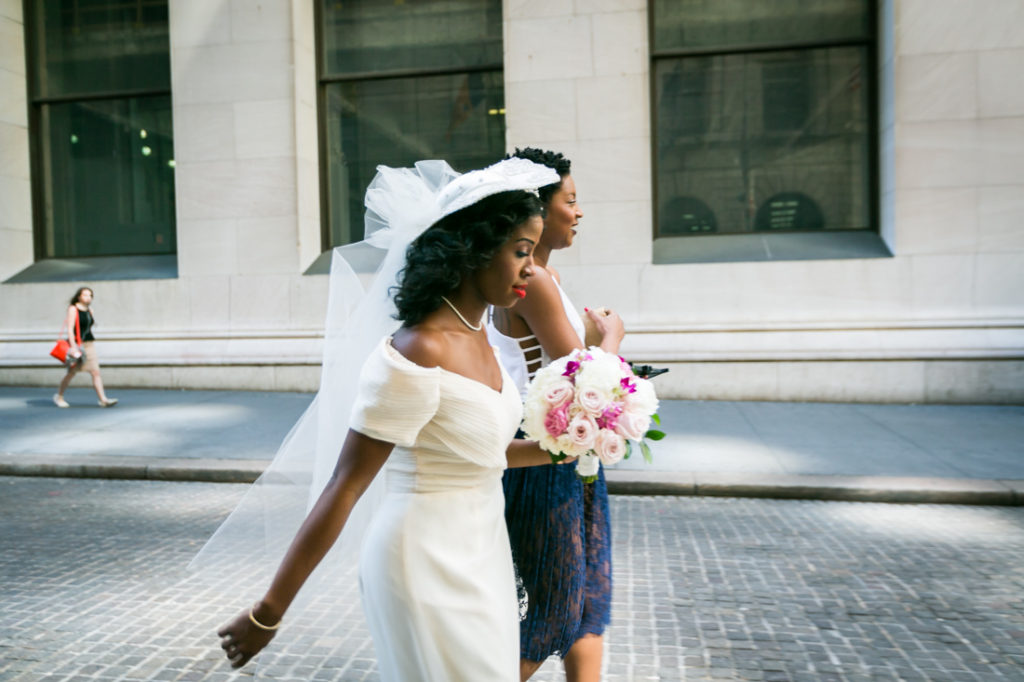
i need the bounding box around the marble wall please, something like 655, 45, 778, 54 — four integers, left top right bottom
168, 0, 325, 332
0, 0, 1022, 401
0, 0, 328, 392
501, 0, 1024, 402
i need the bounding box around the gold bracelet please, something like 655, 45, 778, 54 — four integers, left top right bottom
248, 607, 281, 631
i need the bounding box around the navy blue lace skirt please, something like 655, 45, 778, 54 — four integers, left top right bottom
502, 460, 612, 661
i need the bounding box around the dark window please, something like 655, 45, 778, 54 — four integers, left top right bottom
25, 0, 176, 259
652, 0, 870, 52
761, 58, 811, 133
652, 0, 874, 239
317, 0, 504, 247
659, 196, 717, 235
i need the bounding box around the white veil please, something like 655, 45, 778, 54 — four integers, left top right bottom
189, 158, 559, 661
189, 161, 459, 583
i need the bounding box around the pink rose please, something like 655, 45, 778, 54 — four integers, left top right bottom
615, 410, 650, 441
568, 414, 598, 450
544, 379, 574, 408
594, 430, 626, 465
578, 387, 611, 417
544, 403, 570, 437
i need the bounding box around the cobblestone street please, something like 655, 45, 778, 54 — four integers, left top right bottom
2, 476, 1023, 681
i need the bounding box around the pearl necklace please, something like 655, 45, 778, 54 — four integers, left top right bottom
440, 296, 483, 331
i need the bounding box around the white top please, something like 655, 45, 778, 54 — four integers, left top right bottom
486, 281, 586, 399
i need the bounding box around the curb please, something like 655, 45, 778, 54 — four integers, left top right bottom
3, 455, 1023, 506
0, 454, 265, 484
603, 470, 1024, 506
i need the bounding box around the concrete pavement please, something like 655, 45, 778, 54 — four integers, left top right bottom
1, 386, 1022, 504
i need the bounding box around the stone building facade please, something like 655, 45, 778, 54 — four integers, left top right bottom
1, 0, 1022, 402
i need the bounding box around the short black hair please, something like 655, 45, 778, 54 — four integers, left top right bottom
392, 190, 543, 326
507, 147, 571, 205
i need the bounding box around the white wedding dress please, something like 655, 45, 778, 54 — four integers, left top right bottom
350, 337, 523, 681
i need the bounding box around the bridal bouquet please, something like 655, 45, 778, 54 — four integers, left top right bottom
521, 347, 664, 482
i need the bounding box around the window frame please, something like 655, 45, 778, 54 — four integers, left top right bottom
312, 1, 504, 253
648, 0, 884, 264
23, 0, 176, 264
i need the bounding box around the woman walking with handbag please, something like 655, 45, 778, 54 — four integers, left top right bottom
54, 287, 118, 408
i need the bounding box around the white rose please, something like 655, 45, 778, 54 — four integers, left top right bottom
525, 363, 563, 400
556, 433, 583, 458
575, 351, 625, 393
625, 378, 659, 416
594, 430, 626, 465
520, 401, 546, 441
542, 434, 564, 455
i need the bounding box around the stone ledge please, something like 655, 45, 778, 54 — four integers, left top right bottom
4, 455, 1023, 506
605, 470, 1024, 505
0, 454, 264, 484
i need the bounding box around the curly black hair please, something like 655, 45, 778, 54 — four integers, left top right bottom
393, 190, 543, 326
507, 147, 571, 205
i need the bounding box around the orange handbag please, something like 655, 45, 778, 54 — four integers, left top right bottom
49, 308, 82, 365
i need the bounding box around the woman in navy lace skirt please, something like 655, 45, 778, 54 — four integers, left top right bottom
487, 148, 625, 681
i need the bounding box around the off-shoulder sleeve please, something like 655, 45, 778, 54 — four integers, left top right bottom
349, 338, 441, 447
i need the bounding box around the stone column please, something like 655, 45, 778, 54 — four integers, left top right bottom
0, 3, 32, 281
168, 0, 321, 332
503, 0, 651, 311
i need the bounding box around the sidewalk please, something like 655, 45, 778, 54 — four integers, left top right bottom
1, 386, 1022, 504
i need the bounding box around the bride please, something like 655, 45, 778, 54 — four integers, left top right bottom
213, 158, 567, 681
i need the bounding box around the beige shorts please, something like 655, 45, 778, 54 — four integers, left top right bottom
75, 341, 100, 373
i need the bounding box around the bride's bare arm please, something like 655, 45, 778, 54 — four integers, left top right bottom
217, 429, 393, 668
506, 438, 576, 468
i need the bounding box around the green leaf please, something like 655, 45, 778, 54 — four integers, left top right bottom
623, 439, 632, 460
645, 429, 666, 441
652, 413, 661, 426
549, 452, 568, 464
640, 440, 653, 464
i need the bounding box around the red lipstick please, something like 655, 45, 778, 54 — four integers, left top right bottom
512, 286, 527, 299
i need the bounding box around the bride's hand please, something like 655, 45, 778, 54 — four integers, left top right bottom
217, 603, 280, 669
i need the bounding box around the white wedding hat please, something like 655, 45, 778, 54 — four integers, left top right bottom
436, 157, 559, 219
